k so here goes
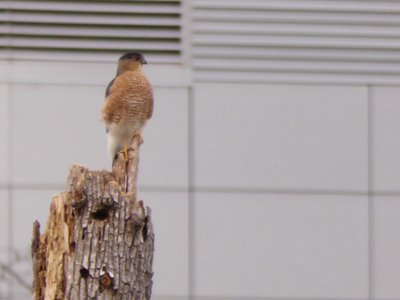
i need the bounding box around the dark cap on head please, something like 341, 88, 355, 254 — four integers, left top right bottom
119, 52, 147, 64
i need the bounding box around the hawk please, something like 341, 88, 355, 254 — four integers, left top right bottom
102, 52, 153, 165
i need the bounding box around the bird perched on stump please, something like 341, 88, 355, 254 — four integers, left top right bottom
102, 52, 153, 165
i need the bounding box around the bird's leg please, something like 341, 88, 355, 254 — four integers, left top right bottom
126, 133, 144, 153
134, 132, 144, 146
123, 142, 130, 161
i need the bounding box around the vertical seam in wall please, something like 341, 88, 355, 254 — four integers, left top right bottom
7, 80, 13, 298
188, 85, 195, 299
180, 0, 193, 68
182, 0, 195, 293
367, 85, 374, 300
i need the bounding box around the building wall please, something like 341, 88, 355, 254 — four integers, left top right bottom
0, 60, 191, 299
0, 59, 400, 300
1, 1, 400, 299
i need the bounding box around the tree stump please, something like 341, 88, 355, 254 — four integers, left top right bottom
31, 135, 154, 299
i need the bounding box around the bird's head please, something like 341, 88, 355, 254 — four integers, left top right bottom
117, 52, 147, 75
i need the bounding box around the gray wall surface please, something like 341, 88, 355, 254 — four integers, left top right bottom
1, 1, 400, 300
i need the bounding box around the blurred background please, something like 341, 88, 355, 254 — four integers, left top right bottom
1, 0, 400, 299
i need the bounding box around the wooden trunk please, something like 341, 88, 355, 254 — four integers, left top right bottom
31, 135, 154, 300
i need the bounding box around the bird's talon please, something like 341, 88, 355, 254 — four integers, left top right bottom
123, 144, 130, 161
134, 133, 144, 145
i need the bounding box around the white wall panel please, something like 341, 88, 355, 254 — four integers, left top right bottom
11, 84, 108, 185
194, 192, 369, 298
372, 87, 400, 192
0, 84, 9, 184
0, 189, 9, 262
10, 83, 189, 189
0, 189, 9, 298
9, 189, 63, 299
142, 192, 189, 297
0, 60, 190, 87
141, 88, 189, 189
194, 83, 368, 192
11, 189, 59, 253
373, 196, 400, 299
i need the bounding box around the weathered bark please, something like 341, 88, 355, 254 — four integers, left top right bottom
31, 135, 154, 299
